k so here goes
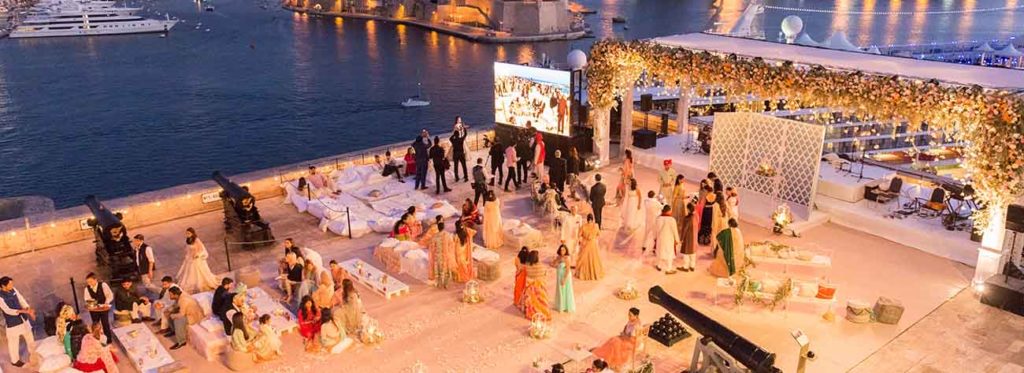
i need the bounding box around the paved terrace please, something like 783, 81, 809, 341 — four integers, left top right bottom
1, 162, 1020, 372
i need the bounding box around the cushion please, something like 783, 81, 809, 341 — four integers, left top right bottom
846, 300, 872, 323
394, 241, 421, 253
36, 336, 65, 359
200, 318, 224, 334
796, 281, 818, 298
816, 283, 837, 300
379, 238, 400, 249
404, 249, 428, 260
39, 353, 71, 373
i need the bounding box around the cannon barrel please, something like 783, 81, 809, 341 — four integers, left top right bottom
212, 171, 253, 203
84, 195, 123, 229
648, 286, 781, 373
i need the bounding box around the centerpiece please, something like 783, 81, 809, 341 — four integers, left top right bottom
616, 280, 639, 300
770, 204, 792, 235
462, 280, 483, 304
528, 314, 551, 339
756, 161, 777, 177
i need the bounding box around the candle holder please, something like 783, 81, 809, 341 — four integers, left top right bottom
771, 204, 793, 235
361, 317, 384, 344
616, 280, 639, 300
462, 280, 483, 304
528, 314, 551, 339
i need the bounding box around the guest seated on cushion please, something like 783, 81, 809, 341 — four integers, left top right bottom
319, 309, 349, 354
306, 166, 339, 196
459, 199, 481, 229
381, 151, 405, 182
113, 279, 152, 324
329, 260, 347, 291
226, 312, 257, 371
252, 314, 282, 362
390, 212, 412, 240
405, 206, 423, 238
73, 323, 118, 373
297, 296, 322, 352
417, 215, 443, 247
279, 252, 303, 303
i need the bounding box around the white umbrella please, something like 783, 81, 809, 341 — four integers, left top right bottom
823, 31, 862, 52
795, 33, 819, 47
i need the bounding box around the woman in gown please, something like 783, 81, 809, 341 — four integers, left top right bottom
513, 247, 529, 307
73, 324, 119, 373
176, 227, 218, 293
554, 245, 575, 313
297, 296, 322, 352
575, 214, 604, 281
335, 279, 365, 335
618, 178, 645, 253
521, 251, 551, 321
252, 314, 282, 361
670, 175, 688, 228
710, 219, 746, 278
482, 191, 504, 249
592, 307, 643, 371
427, 221, 456, 288
679, 202, 698, 272
615, 150, 635, 205
453, 221, 477, 283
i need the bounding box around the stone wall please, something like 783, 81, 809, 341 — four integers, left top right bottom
0, 129, 494, 257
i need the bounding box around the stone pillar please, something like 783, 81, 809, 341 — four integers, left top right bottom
676, 88, 690, 136
974, 203, 1008, 288
620, 86, 634, 154
592, 106, 611, 168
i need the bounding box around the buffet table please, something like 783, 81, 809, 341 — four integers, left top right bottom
113, 323, 175, 372
340, 258, 410, 299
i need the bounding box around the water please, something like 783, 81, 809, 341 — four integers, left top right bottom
0, 0, 1021, 208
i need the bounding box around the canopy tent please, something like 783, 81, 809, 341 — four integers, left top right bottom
974, 42, 996, 52
794, 33, 819, 47
821, 31, 862, 52
866, 45, 881, 55
996, 44, 1024, 57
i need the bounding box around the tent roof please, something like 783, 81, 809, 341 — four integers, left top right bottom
975, 42, 996, 52
997, 44, 1024, 57
822, 31, 862, 52
652, 33, 1024, 91
794, 33, 819, 47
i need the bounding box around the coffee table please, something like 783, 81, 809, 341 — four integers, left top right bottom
340, 258, 410, 299
113, 323, 175, 373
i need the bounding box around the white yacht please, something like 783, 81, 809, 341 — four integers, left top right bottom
9, 0, 177, 38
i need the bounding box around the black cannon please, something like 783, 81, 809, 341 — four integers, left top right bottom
648, 286, 781, 373
84, 196, 137, 282
212, 171, 274, 249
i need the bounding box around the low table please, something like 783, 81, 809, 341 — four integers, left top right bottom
113, 323, 175, 373
247, 287, 298, 334
340, 258, 410, 299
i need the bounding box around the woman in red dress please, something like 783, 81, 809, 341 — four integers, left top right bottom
73, 323, 119, 373
390, 212, 412, 241
459, 199, 481, 230
404, 147, 417, 176
297, 295, 322, 352
512, 247, 529, 307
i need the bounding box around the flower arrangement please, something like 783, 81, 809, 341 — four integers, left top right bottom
770, 204, 792, 234
616, 279, 639, 300
756, 161, 777, 177
462, 280, 483, 304
587, 40, 1024, 232
528, 314, 551, 339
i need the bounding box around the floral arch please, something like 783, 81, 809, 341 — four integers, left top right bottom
585, 39, 1024, 275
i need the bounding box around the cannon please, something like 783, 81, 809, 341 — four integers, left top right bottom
648, 286, 781, 373
84, 196, 137, 282
212, 171, 274, 249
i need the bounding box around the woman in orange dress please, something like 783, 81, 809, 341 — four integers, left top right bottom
592, 307, 643, 370
575, 214, 604, 281
513, 247, 529, 307
521, 250, 551, 321
453, 220, 477, 283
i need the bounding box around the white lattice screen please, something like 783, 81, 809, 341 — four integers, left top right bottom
709, 113, 825, 218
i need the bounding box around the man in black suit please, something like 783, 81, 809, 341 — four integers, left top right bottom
211, 278, 236, 335
411, 129, 432, 190
548, 150, 567, 193
589, 173, 606, 228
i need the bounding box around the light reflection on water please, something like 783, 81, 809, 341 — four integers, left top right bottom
0, 0, 1022, 207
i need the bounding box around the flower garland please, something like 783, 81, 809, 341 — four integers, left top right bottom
587, 40, 1024, 230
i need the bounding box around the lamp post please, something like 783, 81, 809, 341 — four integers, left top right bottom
567, 49, 587, 129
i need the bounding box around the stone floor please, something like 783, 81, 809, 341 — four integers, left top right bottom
0, 162, 1018, 373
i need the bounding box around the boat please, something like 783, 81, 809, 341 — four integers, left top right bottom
9, 0, 178, 38
204, 5, 214, 11
611, 16, 626, 23
401, 76, 430, 108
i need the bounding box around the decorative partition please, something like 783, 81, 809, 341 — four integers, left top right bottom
709, 112, 825, 219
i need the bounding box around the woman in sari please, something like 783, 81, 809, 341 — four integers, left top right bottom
319, 309, 349, 354
460, 199, 481, 229
670, 175, 688, 228
427, 221, 456, 288
554, 245, 575, 313
335, 279, 365, 335
679, 202, 698, 272
710, 219, 746, 278
73, 323, 118, 373
404, 147, 417, 176
513, 247, 529, 307
176, 227, 218, 293
482, 191, 503, 249
406, 206, 423, 238
694, 186, 723, 247
592, 307, 643, 371
453, 220, 477, 283
296, 259, 319, 302
297, 296, 322, 352
390, 213, 412, 241
521, 251, 551, 321
252, 314, 282, 361
312, 273, 336, 311
575, 214, 604, 281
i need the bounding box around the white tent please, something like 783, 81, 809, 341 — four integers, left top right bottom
866, 45, 881, 55
795, 33, 819, 47
974, 42, 996, 52
996, 44, 1024, 57
822, 31, 862, 52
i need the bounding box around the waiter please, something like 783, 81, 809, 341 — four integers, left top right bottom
132, 234, 158, 293
83, 272, 114, 339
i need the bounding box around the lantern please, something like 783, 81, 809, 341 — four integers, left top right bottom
616, 279, 639, 300
771, 204, 793, 234
528, 314, 551, 339
462, 280, 483, 304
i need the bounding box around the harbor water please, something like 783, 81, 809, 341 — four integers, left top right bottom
0, 0, 1021, 208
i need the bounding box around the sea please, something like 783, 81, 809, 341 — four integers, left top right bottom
0, 0, 1021, 208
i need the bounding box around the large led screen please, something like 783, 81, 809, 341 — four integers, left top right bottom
494, 62, 572, 137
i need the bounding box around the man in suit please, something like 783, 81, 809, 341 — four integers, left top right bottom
411, 129, 432, 190
166, 286, 204, 350
211, 278, 236, 335
589, 173, 607, 228
548, 150, 567, 193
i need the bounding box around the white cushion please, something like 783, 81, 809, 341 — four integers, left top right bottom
379, 238, 400, 249
36, 336, 65, 359
394, 241, 422, 254
200, 317, 223, 334
39, 353, 71, 373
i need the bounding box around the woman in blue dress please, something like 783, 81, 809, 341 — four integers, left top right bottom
554, 244, 576, 313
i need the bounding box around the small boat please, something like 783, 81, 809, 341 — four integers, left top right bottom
204, 5, 214, 11
159, 33, 166, 38
401, 75, 430, 108
612, 16, 626, 23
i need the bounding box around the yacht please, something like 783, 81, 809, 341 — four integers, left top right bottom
9, 0, 177, 38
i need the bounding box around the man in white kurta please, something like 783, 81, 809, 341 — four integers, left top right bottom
557, 207, 583, 259
654, 205, 680, 273
642, 191, 665, 255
